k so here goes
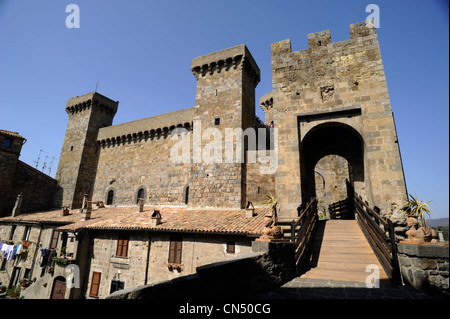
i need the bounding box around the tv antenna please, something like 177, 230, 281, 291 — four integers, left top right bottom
33, 149, 47, 169
47, 156, 57, 175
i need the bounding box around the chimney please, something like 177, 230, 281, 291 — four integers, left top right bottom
246, 201, 255, 218
82, 200, 92, 220
151, 210, 161, 226
61, 207, 70, 216
137, 198, 144, 212
11, 193, 23, 217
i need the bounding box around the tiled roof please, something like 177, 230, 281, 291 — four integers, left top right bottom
0, 129, 26, 140
0, 205, 268, 236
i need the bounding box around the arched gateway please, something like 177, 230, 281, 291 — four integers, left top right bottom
262, 21, 407, 221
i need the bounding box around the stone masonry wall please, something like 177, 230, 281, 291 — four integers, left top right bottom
398, 242, 449, 297
85, 231, 254, 299
268, 22, 407, 218
92, 131, 192, 206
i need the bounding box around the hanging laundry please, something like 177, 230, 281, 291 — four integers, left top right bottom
40, 248, 51, 267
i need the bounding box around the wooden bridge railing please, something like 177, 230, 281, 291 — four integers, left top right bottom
353, 193, 400, 282
290, 196, 318, 275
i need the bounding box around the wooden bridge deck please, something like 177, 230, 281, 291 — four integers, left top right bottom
300, 219, 390, 283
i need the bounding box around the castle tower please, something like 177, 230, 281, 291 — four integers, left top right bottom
54, 92, 118, 209
265, 21, 407, 219
189, 44, 260, 208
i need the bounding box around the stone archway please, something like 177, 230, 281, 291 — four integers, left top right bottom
300, 122, 364, 208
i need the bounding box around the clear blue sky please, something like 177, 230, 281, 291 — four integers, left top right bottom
0, 0, 448, 219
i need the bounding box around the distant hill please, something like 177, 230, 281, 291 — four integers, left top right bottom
427, 218, 449, 228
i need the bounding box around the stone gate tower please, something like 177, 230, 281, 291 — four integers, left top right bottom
262, 21, 407, 219
54, 92, 118, 209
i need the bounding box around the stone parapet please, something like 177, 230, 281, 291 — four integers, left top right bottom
398, 241, 449, 297
97, 107, 194, 144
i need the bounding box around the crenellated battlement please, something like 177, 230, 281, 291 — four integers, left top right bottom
65, 92, 118, 116
271, 20, 377, 57
191, 44, 260, 87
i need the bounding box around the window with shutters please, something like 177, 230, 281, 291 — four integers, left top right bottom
50, 230, 59, 249
115, 235, 129, 257
168, 235, 182, 264
89, 272, 101, 297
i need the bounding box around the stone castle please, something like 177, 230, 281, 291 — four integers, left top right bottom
0, 21, 408, 299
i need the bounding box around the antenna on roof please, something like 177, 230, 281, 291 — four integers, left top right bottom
47, 156, 57, 176
95, 81, 99, 93
33, 149, 47, 169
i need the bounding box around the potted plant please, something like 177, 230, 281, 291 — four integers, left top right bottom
260, 193, 284, 240
19, 278, 31, 288
405, 192, 439, 242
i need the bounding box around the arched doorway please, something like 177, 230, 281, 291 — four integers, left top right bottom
50, 276, 66, 299
300, 122, 364, 217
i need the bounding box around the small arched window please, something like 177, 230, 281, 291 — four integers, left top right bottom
136, 188, 145, 204
107, 190, 114, 205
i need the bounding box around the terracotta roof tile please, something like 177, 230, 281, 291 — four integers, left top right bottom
0, 205, 268, 236
0, 129, 26, 140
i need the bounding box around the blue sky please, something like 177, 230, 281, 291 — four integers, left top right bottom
0, 0, 448, 219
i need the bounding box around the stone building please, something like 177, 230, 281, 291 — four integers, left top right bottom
0, 130, 56, 217
0, 21, 408, 298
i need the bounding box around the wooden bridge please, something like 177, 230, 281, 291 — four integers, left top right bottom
285, 181, 400, 284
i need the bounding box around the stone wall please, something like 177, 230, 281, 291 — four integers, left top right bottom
246, 151, 275, 206
11, 161, 56, 214
398, 242, 449, 297
267, 21, 407, 219
106, 241, 295, 299
84, 230, 254, 299
92, 130, 192, 206
0, 131, 25, 217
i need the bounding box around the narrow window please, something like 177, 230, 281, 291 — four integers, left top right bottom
184, 186, 189, 205
50, 229, 59, 249
168, 235, 182, 264
23, 226, 31, 241
89, 272, 101, 297
60, 232, 68, 256
136, 188, 145, 204
70, 145, 74, 151
226, 242, 235, 254
214, 117, 221, 125
2, 138, 12, 148
9, 225, 16, 240
107, 190, 114, 205
116, 235, 129, 257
